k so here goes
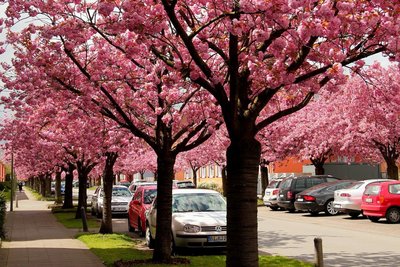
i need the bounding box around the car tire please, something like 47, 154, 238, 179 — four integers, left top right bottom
145, 224, 154, 249
138, 218, 145, 237
324, 200, 338, 216
128, 216, 135, 232
368, 216, 380, 222
270, 206, 279, 211
349, 211, 361, 219
386, 207, 400, 224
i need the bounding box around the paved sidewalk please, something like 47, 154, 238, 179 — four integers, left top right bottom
0, 189, 105, 267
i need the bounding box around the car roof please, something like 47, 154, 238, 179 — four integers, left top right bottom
135, 184, 157, 190
283, 175, 336, 180
172, 188, 220, 194
368, 180, 400, 186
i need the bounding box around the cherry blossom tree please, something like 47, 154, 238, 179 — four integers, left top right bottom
3, 1, 400, 266
331, 63, 400, 179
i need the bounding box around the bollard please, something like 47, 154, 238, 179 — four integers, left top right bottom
80, 207, 89, 232
314, 237, 324, 267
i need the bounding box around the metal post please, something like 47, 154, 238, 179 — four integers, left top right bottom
80, 207, 89, 232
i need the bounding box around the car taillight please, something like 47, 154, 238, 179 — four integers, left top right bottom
272, 189, 279, 195
287, 191, 294, 199
378, 195, 385, 204
303, 195, 316, 201
340, 193, 351, 197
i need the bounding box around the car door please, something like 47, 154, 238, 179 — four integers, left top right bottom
130, 189, 143, 228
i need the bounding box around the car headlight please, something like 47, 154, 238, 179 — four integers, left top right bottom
183, 224, 201, 233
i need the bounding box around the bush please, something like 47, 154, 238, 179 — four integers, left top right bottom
197, 182, 223, 193
0, 182, 11, 192
0, 191, 6, 239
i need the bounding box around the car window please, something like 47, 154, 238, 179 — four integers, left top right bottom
332, 182, 354, 191
326, 177, 339, 182
308, 178, 324, 187
389, 184, 400, 194
347, 182, 363, 189
364, 185, 381, 195
295, 178, 307, 191
279, 179, 292, 189
143, 189, 157, 204
172, 193, 226, 212
267, 180, 280, 189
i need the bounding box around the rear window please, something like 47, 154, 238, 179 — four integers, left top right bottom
279, 179, 292, 189
294, 178, 307, 191
347, 182, 363, 189
389, 184, 400, 194
267, 180, 281, 189
364, 185, 381, 196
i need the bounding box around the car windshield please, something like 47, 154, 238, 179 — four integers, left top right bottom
267, 180, 280, 189
364, 185, 381, 196
172, 193, 226, 212
112, 187, 131, 197
279, 179, 292, 189
143, 189, 157, 204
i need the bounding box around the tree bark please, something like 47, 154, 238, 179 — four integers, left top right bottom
75, 160, 95, 219
55, 171, 62, 204
62, 164, 75, 209
226, 138, 260, 267
99, 152, 118, 234
386, 160, 399, 180
152, 152, 175, 262
221, 165, 227, 197
40, 175, 46, 197
260, 161, 269, 198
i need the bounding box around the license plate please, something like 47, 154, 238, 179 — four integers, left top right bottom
266, 192, 270, 196
366, 198, 373, 203
279, 194, 284, 197
208, 235, 226, 242
112, 207, 126, 211
297, 198, 303, 202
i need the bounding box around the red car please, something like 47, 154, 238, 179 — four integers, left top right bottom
361, 180, 400, 223
128, 184, 157, 236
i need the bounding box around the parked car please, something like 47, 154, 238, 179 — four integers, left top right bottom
128, 181, 157, 193
51, 181, 65, 195
333, 179, 392, 218
277, 175, 341, 212
145, 188, 227, 251
361, 180, 400, 223
128, 184, 157, 236
263, 178, 283, 211
117, 180, 131, 188
91, 185, 132, 218
173, 180, 196, 189
294, 180, 356, 215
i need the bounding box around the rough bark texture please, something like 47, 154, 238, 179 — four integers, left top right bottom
55, 171, 63, 204
226, 138, 260, 267
152, 152, 175, 262
99, 152, 118, 234
75, 161, 95, 219
62, 164, 75, 209
387, 160, 399, 180
221, 165, 227, 197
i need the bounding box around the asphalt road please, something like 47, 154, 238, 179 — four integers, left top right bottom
258, 206, 400, 266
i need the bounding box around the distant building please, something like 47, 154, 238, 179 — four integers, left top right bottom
0, 161, 6, 182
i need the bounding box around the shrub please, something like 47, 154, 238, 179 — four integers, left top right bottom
197, 182, 223, 194
0, 191, 6, 239
0, 182, 11, 192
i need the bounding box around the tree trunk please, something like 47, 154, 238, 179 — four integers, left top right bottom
314, 164, 325, 175
55, 171, 62, 204
386, 159, 399, 180
152, 152, 175, 262
99, 152, 118, 234
260, 162, 269, 198
221, 165, 227, 197
45, 174, 52, 197
192, 167, 198, 188
40, 175, 46, 197
226, 138, 260, 267
62, 164, 75, 209
75, 161, 95, 219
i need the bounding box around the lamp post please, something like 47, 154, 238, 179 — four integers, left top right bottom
10, 148, 14, 212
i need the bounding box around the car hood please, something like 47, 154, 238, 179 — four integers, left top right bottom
172, 211, 226, 226
111, 196, 131, 203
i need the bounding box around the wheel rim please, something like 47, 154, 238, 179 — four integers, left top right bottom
327, 201, 338, 215
388, 209, 400, 223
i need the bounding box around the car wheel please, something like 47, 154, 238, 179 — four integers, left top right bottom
145, 224, 154, 249
368, 216, 380, 222
349, 211, 361, 219
324, 200, 338, 215
386, 207, 400, 223
138, 218, 145, 237
128, 216, 135, 232
270, 206, 279, 211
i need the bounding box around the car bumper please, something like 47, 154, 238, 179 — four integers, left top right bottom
174, 232, 227, 248
294, 202, 323, 212
333, 202, 360, 213
361, 205, 386, 217
263, 197, 279, 207
277, 200, 294, 210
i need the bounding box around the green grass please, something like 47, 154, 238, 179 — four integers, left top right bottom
52, 208, 100, 229
78, 233, 313, 267
27, 187, 56, 201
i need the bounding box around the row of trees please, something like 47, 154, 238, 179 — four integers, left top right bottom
1, 1, 400, 266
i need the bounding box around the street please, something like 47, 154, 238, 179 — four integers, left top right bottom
258, 206, 400, 266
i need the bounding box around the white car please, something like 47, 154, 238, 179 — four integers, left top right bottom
333, 179, 391, 218
263, 179, 283, 211
145, 188, 226, 250
91, 185, 132, 218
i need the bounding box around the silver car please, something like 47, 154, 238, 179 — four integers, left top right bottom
263, 178, 283, 210
145, 188, 227, 250
91, 185, 132, 218
333, 179, 391, 218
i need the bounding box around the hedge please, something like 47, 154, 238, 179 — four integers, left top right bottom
0, 191, 6, 239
